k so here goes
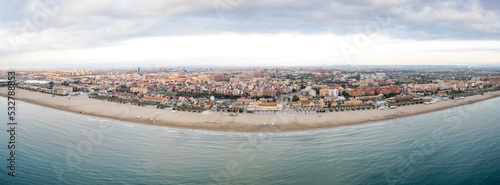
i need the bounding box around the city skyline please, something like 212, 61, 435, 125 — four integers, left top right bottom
1, 0, 500, 69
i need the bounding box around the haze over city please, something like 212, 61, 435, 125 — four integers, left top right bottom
1, 0, 500, 69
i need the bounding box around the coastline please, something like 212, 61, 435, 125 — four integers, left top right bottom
2, 88, 500, 133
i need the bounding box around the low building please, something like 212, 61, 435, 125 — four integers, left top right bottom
250, 101, 283, 111
385, 96, 413, 103
344, 98, 363, 106
235, 98, 253, 105
142, 96, 168, 104
130, 87, 148, 94
53, 86, 73, 95
437, 92, 448, 97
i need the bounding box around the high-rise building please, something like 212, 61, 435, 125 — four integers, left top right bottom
332, 89, 339, 97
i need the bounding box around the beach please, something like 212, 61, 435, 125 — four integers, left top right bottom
1, 88, 500, 132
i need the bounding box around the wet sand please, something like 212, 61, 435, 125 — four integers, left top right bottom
1, 88, 499, 132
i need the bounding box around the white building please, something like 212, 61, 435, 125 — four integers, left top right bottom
332, 89, 339, 97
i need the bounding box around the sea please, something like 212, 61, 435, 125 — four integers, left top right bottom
1, 96, 499, 185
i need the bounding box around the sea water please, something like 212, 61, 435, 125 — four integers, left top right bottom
0, 96, 499, 184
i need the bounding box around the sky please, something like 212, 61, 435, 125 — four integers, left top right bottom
1, 0, 500, 69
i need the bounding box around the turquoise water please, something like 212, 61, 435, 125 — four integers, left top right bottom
1, 96, 500, 184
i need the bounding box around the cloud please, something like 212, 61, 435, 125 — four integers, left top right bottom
1, 33, 499, 69
394, 0, 500, 37
0, 0, 499, 68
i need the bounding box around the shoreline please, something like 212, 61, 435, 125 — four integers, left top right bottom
2, 88, 500, 133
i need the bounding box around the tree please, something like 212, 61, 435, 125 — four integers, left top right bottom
342, 92, 350, 99
348, 84, 359, 89
48, 81, 55, 89
283, 97, 289, 102
292, 95, 300, 102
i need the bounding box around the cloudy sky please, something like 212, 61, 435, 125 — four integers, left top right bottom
1, 0, 500, 68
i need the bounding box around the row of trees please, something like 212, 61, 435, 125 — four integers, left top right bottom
89, 94, 154, 107
172, 105, 205, 112
216, 107, 245, 113
19, 86, 68, 96
448, 87, 500, 98
388, 99, 425, 107
287, 105, 379, 113
328, 105, 377, 112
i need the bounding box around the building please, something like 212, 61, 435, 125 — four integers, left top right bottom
385, 96, 413, 103
319, 89, 329, 97
320, 89, 339, 97
235, 98, 253, 105
53, 86, 73, 95
250, 101, 283, 111
344, 98, 363, 106
300, 89, 310, 96
142, 96, 168, 104
130, 87, 148, 94
301, 100, 325, 108
437, 92, 448, 97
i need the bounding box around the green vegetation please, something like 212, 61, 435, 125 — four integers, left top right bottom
254, 95, 275, 100
342, 92, 350, 99
383, 93, 398, 98
347, 84, 359, 89
292, 95, 299, 102
177, 91, 241, 99
19, 87, 68, 96
89, 94, 156, 106
173, 104, 205, 112
348, 74, 360, 81
158, 92, 176, 96
313, 77, 327, 83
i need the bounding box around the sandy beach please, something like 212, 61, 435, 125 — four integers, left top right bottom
1, 88, 500, 132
